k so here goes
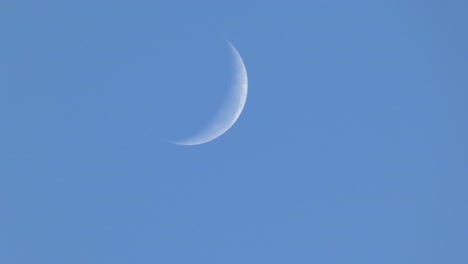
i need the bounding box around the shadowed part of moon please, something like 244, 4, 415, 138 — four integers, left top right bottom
171, 41, 248, 146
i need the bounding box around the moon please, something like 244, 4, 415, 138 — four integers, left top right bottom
171, 41, 248, 146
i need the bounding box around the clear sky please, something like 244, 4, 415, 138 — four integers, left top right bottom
1, 1, 467, 263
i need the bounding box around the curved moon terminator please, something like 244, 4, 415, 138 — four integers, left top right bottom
171, 41, 248, 146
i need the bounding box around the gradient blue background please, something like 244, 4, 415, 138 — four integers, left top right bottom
1, 1, 467, 263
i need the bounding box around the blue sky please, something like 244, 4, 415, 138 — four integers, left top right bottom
1, 1, 467, 263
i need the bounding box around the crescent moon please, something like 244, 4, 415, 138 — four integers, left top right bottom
171, 41, 248, 146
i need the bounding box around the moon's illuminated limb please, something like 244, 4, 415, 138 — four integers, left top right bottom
171, 41, 248, 146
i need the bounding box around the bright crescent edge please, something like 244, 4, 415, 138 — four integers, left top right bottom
170, 41, 248, 146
